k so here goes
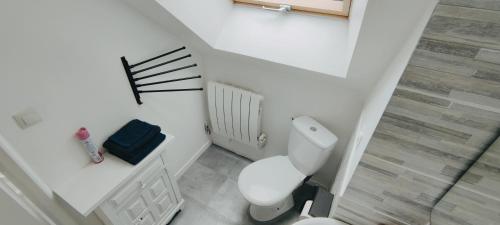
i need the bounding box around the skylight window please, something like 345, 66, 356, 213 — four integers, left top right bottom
234, 0, 351, 16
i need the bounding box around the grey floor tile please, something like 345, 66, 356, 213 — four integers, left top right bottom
170, 195, 235, 225
174, 145, 300, 225
274, 211, 301, 225
179, 162, 227, 204
227, 158, 251, 182
207, 178, 251, 224
198, 145, 251, 181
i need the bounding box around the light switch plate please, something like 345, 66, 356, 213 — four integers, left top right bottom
13, 108, 42, 129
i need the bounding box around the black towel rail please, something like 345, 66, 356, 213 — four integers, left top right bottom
138, 88, 204, 93
131, 54, 192, 75
129, 46, 186, 68
133, 64, 198, 82
121, 46, 203, 105
136, 75, 202, 87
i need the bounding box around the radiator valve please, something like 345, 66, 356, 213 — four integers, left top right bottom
257, 133, 267, 148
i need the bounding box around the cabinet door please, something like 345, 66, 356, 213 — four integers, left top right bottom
117, 194, 149, 225
97, 157, 182, 225
108, 158, 163, 208
154, 193, 177, 218
135, 210, 155, 225
144, 169, 178, 219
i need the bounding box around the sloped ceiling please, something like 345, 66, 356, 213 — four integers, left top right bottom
155, 0, 356, 77
123, 0, 438, 97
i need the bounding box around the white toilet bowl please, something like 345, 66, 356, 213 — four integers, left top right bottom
238, 116, 338, 222
292, 218, 350, 225
238, 156, 305, 221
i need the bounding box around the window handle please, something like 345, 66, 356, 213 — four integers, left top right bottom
262, 4, 292, 13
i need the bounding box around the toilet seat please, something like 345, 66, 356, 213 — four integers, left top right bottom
238, 156, 306, 206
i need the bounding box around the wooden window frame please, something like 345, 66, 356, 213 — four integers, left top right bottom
234, 0, 351, 16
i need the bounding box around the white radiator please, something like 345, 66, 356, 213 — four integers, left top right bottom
207, 81, 264, 159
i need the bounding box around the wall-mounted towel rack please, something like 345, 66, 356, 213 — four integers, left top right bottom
121, 46, 203, 105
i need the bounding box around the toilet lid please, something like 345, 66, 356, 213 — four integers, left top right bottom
238, 156, 306, 206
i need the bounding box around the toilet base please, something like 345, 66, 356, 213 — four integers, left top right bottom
249, 195, 295, 222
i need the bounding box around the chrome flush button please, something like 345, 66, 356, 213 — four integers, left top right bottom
310, 126, 317, 132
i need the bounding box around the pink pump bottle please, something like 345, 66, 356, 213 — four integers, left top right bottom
75, 127, 104, 163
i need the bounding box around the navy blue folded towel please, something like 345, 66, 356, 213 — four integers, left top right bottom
109, 133, 165, 165
103, 119, 164, 165
103, 119, 161, 158
108, 119, 159, 148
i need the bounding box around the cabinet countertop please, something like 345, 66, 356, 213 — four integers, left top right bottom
53, 133, 174, 216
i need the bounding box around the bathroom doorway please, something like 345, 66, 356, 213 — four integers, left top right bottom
0, 171, 50, 225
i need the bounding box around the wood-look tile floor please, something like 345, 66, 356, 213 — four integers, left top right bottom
170, 145, 300, 225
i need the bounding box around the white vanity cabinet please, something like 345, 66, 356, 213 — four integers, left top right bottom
96, 158, 182, 225
54, 134, 183, 225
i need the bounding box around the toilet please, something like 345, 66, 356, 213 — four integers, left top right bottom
238, 116, 338, 222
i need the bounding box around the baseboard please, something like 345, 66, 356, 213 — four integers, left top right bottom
212, 133, 264, 161
174, 140, 212, 180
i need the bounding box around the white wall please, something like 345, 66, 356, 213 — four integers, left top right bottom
344, 0, 368, 72
0, 136, 85, 225
0, 0, 210, 224
155, 0, 233, 46
124, 0, 442, 188
0, 1, 442, 223
214, 5, 350, 77
203, 51, 364, 185
121, 0, 359, 185
0, 187, 45, 225
344, 0, 439, 96
202, 0, 438, 187
331, 0, 439, 206
155, 0, 358, 77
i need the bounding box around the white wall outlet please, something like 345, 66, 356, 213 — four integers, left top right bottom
12, 108, 43, 129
